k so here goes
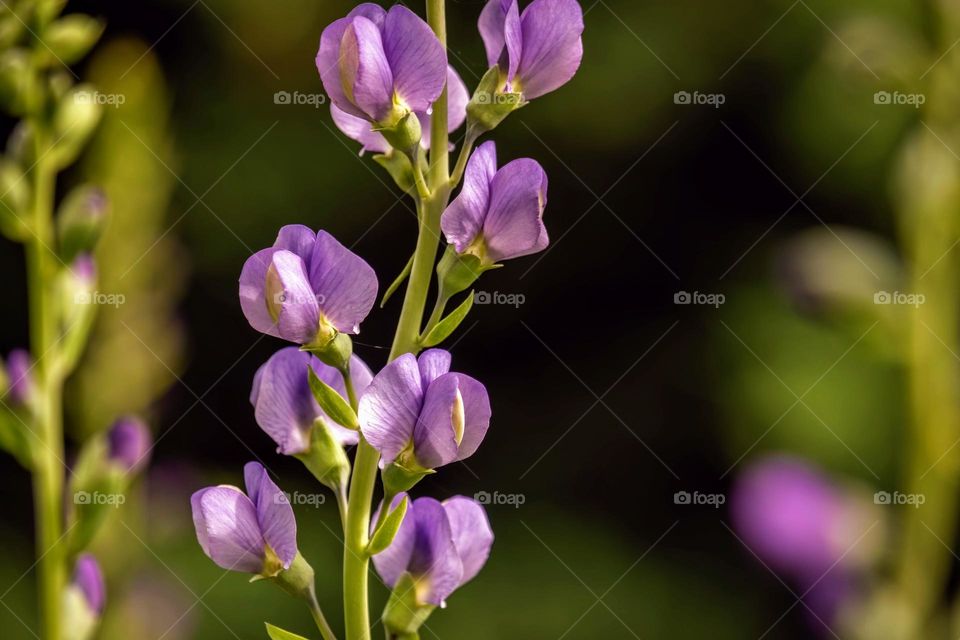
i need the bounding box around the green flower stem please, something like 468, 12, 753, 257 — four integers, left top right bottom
308, 591, 339, 640
447, 125, 480, 190
420, 292, 450, 343
343, 2, 450, 638
28, 127, 65, 640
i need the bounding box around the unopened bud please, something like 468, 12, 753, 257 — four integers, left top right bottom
41, 15, 104, 66
57, 185, 108, 262
52, 84, 102, 169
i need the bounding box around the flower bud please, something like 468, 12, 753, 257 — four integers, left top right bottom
57, 185, 108, 263
106, 416, 151, 474
0, 48, 32, 115
62, 554, 104, 640
52, 84, 102, 169
0, 158, 29, 241
41, 15, 104, 66
3, 349, 34, 407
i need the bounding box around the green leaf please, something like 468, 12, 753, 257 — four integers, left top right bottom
367, 495, 408, 556
381, 252, 414, 308
307, 367, 358, 430
265, 622, 310, 640
421, 292, 474, 348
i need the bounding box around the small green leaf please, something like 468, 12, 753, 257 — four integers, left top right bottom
421, 292, 474, 348
307, 367, 358, 430
367, 495, 408, 556
265, 622, 310, 640
381, 252, 414, 308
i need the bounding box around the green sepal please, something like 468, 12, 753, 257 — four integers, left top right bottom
421, 292, 474, 348
373, 150, 416, 196
303, 332, 352, 372
269, 552, 317, 601
436, 245, 497, 299
377, 110, 422, 155
295, 418, 351, 491
265, 623, 310, 640
382, 252, 415, 308
367, 495, 408, 556
51, 84, 102, 170
57, 184, 107, 263
383, 573, 436, 637
382, 457, 433, 495
0, 157, 30, 241
40, 15, 104, 66
466, 65, 526, 135
306, 366, 358, 430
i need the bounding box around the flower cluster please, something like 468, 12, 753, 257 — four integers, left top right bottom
191, 0, 583, 637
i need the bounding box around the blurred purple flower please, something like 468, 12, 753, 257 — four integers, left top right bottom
372, 493, 493, 606
359, 349, 491, 469
250, 346, 374, 454
239, 225, 378, 346
441, 141, 548, 264
191, 462, 297, 575
3, 349, 34, 406
317, 3, 446, 125
478, 0, 584, 100
73, 553, 105, 615
332, 66, 469, 155
107, 416, 151, 473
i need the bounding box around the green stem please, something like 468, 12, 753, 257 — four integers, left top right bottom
28, 128, 64, 640
447, 125, 480, 190
342, 3, 449, 638
420, 292, 450, 343
308, 592, 339, 640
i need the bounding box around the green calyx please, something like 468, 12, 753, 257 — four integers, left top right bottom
382, 449, 433, 495
295, 418, 351, 491
377, 109, 422, 156
382, 573, 436, 638
466, 65, 526, 135
303, 331, 352, 371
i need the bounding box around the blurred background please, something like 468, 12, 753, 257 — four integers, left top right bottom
0, 0, 950, 637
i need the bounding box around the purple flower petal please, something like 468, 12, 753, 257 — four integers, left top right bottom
5, 348, 34, 405
340, 16, 395, 122
251, 347, 318, 455
413, 373, 462, 468
441, 142, 497, 253
331, 104, 390, 155
358, 353, 424, 465
516, 0, 583, 99
107, 416, 152, 472
308, 231, 378, 335
382, 5, 447, 113
371, 492, 416, 587
503, 0, 523, 83
268, 250, 322, 344
239, 248, 282, 339
442, 496, 493, 586
244, 462, 297, 569
419, 66, 470, 150
483, 158, 548, 261
405, 497, 463, 605
448, 373, 491, 462
478, 0, 513, 68
275, 224, 319, 259
73, 554, 106, 614
318, 16, 368, 120
191, 485, 266, 573
417, 348, 452, 390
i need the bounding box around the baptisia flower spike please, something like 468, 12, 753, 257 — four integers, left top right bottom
239, 225, 378, 357
191, 461, 297, 576
359, 349, 490, 478
317, 3, 447, 151
478, 0, 584, 101
331, 66, 469, 156
374, 494, 493, 615
251, 346, 374, 454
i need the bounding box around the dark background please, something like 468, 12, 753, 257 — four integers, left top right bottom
0, 0, 920, 637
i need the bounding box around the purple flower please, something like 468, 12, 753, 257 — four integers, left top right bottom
72, 553, 106, 615
107, 416, 151, 473
239, 225, 378, 346
3, 349, 34, 406
359, 349, 491, 469
441, 141, 548, 264
317, 3, 446, 126
331, 66, 469, 156
250, 346, 374, 454
191, 462, 297, 575
478, 0, 584, 100
372, 494, 493, 606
